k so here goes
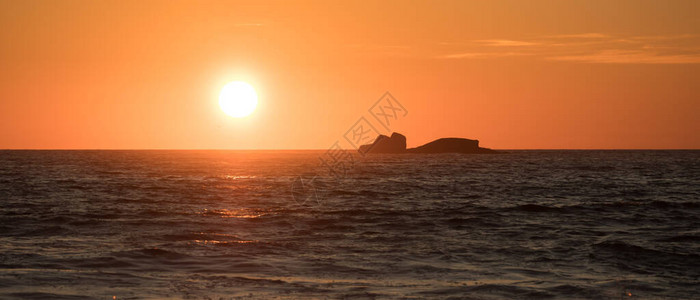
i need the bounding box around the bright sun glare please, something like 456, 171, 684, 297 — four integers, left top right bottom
219, 81, 258, 118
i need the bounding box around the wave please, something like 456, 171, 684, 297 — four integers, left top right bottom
654, 234, 700, 243
509, 204, 562, 213
4, 292, 92, 300
503, 200, 700, 214
20, 225, 71, 237
116, 248, 190, 260
417, 284, 555, 298
591, 240, 700, 276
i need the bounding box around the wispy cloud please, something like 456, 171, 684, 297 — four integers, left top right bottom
477, 39, 539, 47
549, 50, 700, 64
437, 33, 700, 64
628, 34, 698, 41
438, 52, 530, 59
547, 33, 609, 39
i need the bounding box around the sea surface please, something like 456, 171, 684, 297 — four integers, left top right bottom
0, 150, 698, 299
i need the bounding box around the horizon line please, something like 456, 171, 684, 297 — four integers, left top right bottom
1, 148, 698, 151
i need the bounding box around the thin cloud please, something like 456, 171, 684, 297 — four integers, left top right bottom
438, 52, 530, 59
629, 34, 698, 41
438, 33, 700, 64
550, 50, 700, 64
548, 33, 609, 39
477, 40, 539, 47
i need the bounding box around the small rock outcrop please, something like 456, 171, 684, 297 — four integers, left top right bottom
358, 132, 496, 154
359, 132, 407, 154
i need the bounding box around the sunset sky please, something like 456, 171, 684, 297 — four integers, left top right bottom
1, 0, 698, 149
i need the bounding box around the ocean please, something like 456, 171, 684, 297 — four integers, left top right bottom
0, 150, 698, 299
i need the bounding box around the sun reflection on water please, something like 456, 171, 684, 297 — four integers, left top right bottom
192, 240, 258, 245
199, 208, 266, 219
223, 175, 257, 180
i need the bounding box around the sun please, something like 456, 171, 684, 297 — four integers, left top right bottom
219, 81, 258, 118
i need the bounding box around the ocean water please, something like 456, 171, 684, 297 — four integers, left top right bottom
0, 150, 698, 299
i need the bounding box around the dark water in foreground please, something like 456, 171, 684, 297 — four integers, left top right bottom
0, 150, 698, 299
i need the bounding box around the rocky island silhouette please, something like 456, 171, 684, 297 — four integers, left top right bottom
358, 132, 497, 154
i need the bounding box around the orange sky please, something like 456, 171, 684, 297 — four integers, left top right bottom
1, 0, 698, 149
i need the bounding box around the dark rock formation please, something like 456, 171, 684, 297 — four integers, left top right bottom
358, 132, 496, 154
407, 137, 495, 154
358, 132, 407, 154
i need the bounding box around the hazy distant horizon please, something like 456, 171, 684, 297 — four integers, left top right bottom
2, 148, 699, 151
